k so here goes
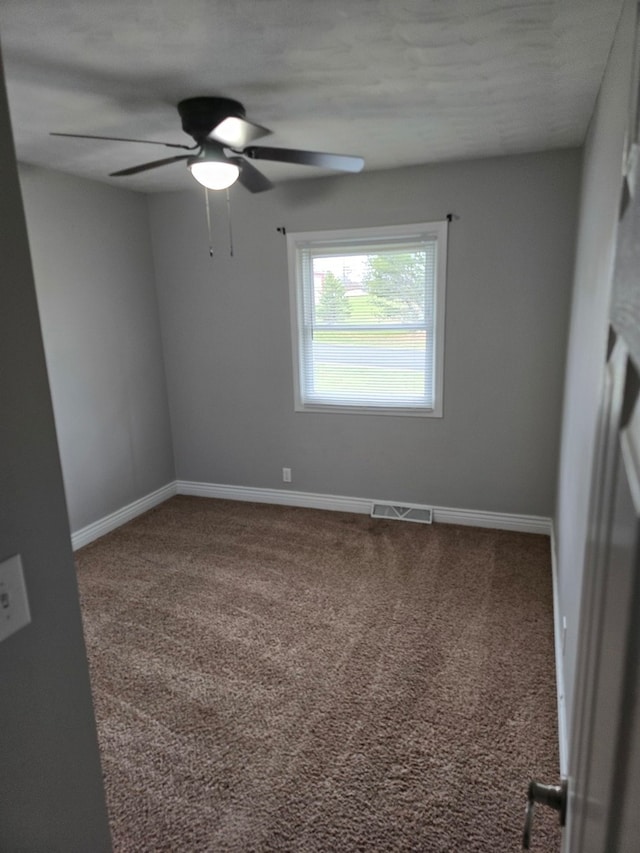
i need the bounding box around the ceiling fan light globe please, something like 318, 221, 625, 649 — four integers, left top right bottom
188, 159, 239, 190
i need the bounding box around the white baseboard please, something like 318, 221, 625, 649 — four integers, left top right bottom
176, 480, 552, 535
71, 478, 552, 547
431, 506, 552, 535
550, 525, 569, 777
71, 482, 178, 551
176, 480, 371, 515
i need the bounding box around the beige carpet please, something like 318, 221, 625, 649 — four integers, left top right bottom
76, 496, 561, 852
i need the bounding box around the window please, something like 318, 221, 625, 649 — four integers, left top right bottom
287, 221, 447, 417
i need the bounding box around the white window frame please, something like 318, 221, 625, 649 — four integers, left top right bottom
287, 221, 447, 417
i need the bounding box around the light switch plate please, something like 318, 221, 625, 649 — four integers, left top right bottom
0, 554, 31, 643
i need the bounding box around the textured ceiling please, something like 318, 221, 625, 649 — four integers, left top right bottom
0, 0, 625, 193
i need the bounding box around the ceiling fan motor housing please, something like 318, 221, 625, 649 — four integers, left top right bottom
177, 97, 244, 143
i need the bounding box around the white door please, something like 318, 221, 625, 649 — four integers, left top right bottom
527, 6, 640, 851
565, 342, 640, 852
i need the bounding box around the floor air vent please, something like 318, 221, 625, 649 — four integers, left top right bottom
370, 502, 433, 524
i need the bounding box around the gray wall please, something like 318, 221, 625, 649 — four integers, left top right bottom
0, 50, 111, 852
19, 166, 175, 534
555, 0, 635, 738
149, 149, 580, 516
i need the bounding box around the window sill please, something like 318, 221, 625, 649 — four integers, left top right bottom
294, 402, 443, 418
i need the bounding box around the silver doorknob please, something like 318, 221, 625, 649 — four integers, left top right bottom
522, 779, 567, 849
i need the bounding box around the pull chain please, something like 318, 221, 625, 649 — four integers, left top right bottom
205, 188, 214, 258
226, 188, 234, 257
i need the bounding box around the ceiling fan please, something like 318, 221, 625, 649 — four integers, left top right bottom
51, 97, 365, 192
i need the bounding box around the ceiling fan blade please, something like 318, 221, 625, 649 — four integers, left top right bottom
231, 157, 273, 193
51, 132, 197, 151
209, 116, 271, 148
109, 154, 192, 177
244, 146, 364, 173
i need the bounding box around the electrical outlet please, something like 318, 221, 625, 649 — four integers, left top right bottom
282, 467, 292, 483
0, 554, 31, 643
